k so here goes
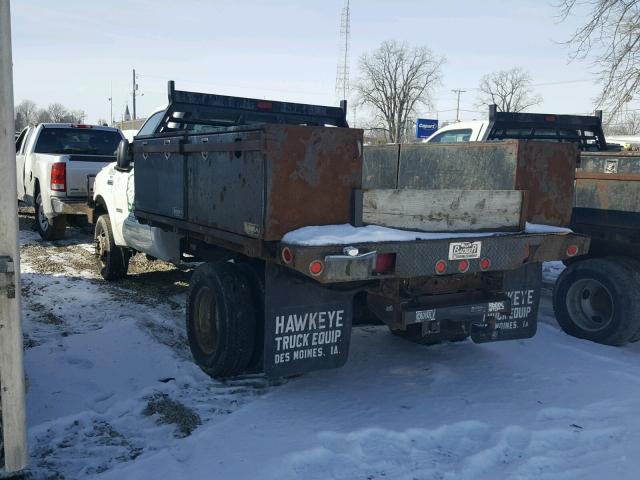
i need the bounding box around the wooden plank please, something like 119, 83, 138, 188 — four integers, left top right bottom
362, 189, 524, 232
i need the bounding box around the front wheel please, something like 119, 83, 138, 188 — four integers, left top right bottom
186, 262, 257, 378
553, 257, 640, 346
35, 193, 66, 240
95, 214, 129, 280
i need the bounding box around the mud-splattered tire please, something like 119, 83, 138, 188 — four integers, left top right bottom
187, 262, 256, 378
35, 193, 66, 240
553, 257, 640, 346
95, 214, 129, 280
236, 260, 265, 373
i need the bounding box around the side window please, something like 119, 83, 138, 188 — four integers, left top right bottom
21, 128, 35, 155
14, 129, 27, 153
428, 129, 473, 143
137, 111, 165, 137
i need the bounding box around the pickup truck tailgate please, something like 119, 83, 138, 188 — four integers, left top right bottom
66, 155, 115, 197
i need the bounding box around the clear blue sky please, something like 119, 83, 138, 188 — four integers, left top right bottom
10, 0, 606, 124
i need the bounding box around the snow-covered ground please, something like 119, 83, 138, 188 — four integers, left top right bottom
16, 212, 640, 479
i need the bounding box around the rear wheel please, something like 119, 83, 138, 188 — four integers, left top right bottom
186, 262, 256, 378
95, 214, 129, 280
34, 193, 66, 240
553, 257, 640, 346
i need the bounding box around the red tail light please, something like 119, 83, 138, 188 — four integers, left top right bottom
309, 260, 324, 276
373, 253, 396, 274
480, 258, 491, 271
458, 259, 470, 273
566, 245, 579, 257
50, 162, 66, 192
435, 260, 447, 274
71, 124, 92, 129
281, 247, 293, 264
256, 101, 273, 111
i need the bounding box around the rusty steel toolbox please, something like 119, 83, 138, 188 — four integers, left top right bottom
363, 140, 578, 227
135, 124, 362, 242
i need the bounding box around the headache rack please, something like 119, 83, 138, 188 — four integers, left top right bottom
485, 104, 608, 151
151, 81, 349, 135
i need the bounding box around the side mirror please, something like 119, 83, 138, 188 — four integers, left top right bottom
116, 139, 133, 171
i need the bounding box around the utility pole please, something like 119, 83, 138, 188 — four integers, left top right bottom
0, 0, 28, 473
452, 89, 466, 122
108, 83, 113, 126
132, 68, 136, 120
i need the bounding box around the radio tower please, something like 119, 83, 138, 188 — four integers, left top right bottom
335, 0, 351, 103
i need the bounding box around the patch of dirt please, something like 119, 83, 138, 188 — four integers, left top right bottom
142, 393, 201, 438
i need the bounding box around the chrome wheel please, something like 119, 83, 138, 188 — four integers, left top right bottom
566, 278, 614, 332
193, 286, 217, 356
95, 228, 108, 268
37, 201, 49, 232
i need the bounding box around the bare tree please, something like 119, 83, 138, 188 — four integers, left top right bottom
477, 67, 542, 112
605, 110, 640, 134
36, 108, 52, 124
356, 40, 444, 143
15, 99, 38, 128
47, 103, 69, 123
559, 0, 640, 116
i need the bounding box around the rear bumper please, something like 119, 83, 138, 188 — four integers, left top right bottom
50, 197, 91, 216
280, 232, 590, 283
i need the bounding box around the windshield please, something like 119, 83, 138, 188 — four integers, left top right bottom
34, 128, 122, 155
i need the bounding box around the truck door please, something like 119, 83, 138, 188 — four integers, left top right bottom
14, 127, 30, 201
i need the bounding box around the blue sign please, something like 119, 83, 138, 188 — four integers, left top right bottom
416, 118, 439, 138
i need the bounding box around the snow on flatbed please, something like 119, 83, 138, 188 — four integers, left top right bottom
17, 212, 639, 479
282, 222, 572, 246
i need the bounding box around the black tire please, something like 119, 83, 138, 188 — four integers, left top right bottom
609, 257, 640, 343
186, 262, 256, 378
236, 260, 265, 373
34, 192, 66, 240
553, 257, 640, 346
95, 214, 129, 280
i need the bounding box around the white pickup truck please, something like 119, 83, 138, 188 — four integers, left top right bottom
15, 123, 123, 240
90, 109, 183, 279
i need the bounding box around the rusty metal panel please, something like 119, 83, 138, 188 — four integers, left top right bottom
264, 125, 363, 241
186, 130, 265, 237
362, 144, 399, 189
397, 142, 518, 190
513, 141, 577, 226
576, 151, 640, 212
134, 136, 186, 219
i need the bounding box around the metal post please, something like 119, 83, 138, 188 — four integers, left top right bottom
132, 68, 136, 120
0, 0, 28, 473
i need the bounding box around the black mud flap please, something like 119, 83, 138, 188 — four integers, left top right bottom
471, 262, 542, 343
263, 264, 354, 377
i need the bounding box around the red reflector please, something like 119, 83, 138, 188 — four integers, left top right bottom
458, 259, 470, 273
544, 115, 556, 122
281, 247, 293, 264
309, 260, 323, 276
566, 245, 579, 257
256, 101, 273, 111
373, 253, 396, 274
480, 258, 491, 270
71, 124, 92, 129
50, 162, 66, 192
435, 260, 447, 274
